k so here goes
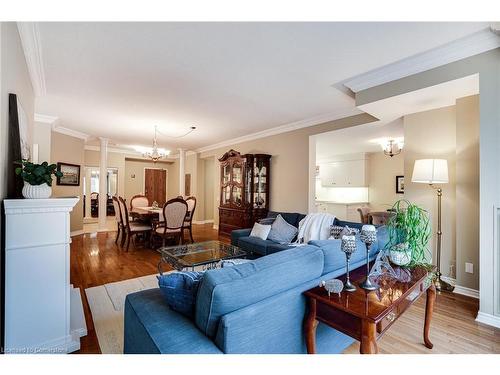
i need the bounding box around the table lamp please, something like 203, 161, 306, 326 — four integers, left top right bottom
411, 159, 454, 292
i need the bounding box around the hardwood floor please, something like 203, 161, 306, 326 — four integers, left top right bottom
70, 224, 500, 354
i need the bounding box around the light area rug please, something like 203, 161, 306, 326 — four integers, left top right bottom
85, 273, 168, 354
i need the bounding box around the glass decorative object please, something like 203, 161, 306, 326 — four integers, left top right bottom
321, 279, 344, 297
341, 234, 357, 292
359, 225, 379, 291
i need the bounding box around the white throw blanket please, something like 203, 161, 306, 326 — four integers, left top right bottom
294, 213, 336, 244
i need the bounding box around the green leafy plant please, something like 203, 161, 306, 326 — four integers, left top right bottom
385, 199, 432, 268
15, 160, 62, 186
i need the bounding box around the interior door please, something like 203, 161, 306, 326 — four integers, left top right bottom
144, 168, 167, 205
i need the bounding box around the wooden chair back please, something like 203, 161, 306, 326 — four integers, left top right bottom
357, 206, 371, 224
185, 196, 197, 223
130, 195, 149, 210
112, 196, 123, 225
159, 198, 188, 234
118, 196, 131, 230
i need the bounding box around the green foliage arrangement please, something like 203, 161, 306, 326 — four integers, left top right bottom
386, 199, 432, 268
15, 160, 62, 186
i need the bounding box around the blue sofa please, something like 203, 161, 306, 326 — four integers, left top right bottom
231, 211, 364, 257
124, 225, 388, 354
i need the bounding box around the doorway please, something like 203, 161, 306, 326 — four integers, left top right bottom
144, 168, 167, 205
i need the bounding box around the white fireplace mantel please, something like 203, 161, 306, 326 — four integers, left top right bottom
3, 198, 87, 353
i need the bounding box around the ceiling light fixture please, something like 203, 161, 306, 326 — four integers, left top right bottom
381, 139, 404, 157
143, 125, 168, 162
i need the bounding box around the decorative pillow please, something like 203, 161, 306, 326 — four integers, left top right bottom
220, 258, 252, 268
249, 222, 272, 240
330, 225, 360, 239
258, 217, 276, 225
267, 214, 299, 244
157, 271, 204, 319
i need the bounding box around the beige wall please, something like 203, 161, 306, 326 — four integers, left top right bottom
404, 105, 457, 278
124, 159, 177, 203
1, 23, 35, 201
204, 157, 215, 221
456, 95, 480, 290
33, 121, 52, 164
50, 132, 85, 233
200, 113, 378, 225
367, 151, 404, 211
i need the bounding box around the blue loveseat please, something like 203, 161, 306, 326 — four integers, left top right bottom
230, 211, 306, 256
123, 224, 388, 354
231, 211, 365, 257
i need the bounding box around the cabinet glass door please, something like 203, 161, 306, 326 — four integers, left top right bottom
223, 164, 231, 184
232, 163, 243, 184
253, 161, 267, 208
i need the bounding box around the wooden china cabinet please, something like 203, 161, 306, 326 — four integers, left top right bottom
218, 149, 271, 236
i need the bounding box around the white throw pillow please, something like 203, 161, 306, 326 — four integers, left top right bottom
249, 222, 272, 240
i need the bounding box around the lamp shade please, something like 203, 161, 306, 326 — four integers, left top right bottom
411, 159, 448, 184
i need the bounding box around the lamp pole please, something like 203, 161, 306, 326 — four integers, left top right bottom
431, 184, 454, 292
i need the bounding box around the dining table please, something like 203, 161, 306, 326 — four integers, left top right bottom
130, 206, 162, 221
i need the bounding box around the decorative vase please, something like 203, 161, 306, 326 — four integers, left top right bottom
22, 182, 52, 199
390, 243, 412, 266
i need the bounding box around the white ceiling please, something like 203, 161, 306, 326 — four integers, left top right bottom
34, 22, 487, 153
315, 119, 404, 161
358, 74, 479, 121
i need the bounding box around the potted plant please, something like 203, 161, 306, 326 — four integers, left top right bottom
15, 160, 63, 199
385, 199, 432, 268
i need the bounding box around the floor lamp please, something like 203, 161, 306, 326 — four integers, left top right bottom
412, 159, 454, 292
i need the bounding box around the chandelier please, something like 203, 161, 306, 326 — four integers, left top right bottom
382, 139, 404, 157
143, 126, 167, 162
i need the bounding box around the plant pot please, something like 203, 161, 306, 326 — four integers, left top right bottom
390, 243, 412, 266
22, 182, 52, 199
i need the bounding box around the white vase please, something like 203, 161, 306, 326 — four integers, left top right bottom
22, 182, 52, 199
390, 243, 412, 266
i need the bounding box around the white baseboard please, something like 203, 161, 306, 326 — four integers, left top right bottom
192, 220, 214, 225
476, 312, 500, 329
441, 276, 479, 299
70, 230, 84, 237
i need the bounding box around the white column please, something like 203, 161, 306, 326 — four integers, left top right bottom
179, 148, 186, 197
84, 167, 92, 219
98, 138, 108, 230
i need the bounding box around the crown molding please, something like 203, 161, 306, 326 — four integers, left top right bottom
196, 108, 360, 154
52, 125, 90, 141
34, 113, 58, 124
84, 145, 141, 156
17, 22, 47, 97
343, 28, 500, 93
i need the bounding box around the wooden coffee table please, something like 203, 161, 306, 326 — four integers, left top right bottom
304, 265, 436, 354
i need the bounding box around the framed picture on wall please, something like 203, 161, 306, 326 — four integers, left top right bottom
396, 175, 404, 194
57, 162, 81, 186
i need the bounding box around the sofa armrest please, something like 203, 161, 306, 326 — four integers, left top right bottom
230, 228, 252, 246
124, 289, 222, 354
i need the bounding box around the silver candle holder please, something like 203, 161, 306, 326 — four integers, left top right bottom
341, 234, 357, 292
359, 225, 379, 291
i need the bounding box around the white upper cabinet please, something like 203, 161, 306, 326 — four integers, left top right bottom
319, 158, 367, 187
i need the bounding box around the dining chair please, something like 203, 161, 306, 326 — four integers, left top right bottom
112, 196, 124, 244
152, 198, 188, 247
182, 196, 197, 243
118, 196, 152, 251
130, 194, 150, 210
357, 206, 371, 224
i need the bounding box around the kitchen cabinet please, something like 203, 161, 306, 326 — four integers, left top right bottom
319, 159, 367, 187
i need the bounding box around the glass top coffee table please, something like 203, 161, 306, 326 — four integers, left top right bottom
157, 240, 247, 272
